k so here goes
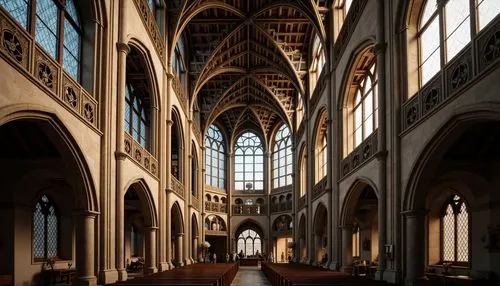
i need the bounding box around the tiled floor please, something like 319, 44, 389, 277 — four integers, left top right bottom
231, 266, 272, 286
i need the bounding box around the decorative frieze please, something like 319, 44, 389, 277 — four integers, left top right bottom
271, 201, 293, 213
298, 196, 306, 210
190, 195, 200, 211
172, 73, 188, 113
341, 130, 378, 178
132, 0, 165, 60
124, 133, 159, 177
232, 204, 267, 216
171, 176, 185, 199
0, 8, 99, 130
312, 177, 327, 201
402, 17, 500, 133
205, 202, 227, 213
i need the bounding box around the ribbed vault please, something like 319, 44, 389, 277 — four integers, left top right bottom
169, 0, 329, 140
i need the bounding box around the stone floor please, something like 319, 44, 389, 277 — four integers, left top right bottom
231, 266, 272, 286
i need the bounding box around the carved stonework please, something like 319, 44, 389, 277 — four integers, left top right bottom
132, 0, 164, 59
482, 30, 500, 67
422, 89, 439, 114
124, 133, 158, 177
2, 30, 22, 63
312, 177, 327, 201
341, 130, 378, 178
451, 62, 469, 90
37, 62, 54, 89
64, 86, 79, 109
83, 102, 95, 124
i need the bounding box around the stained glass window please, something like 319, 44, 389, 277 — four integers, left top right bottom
272, 124, 292, 188
33, 195, 58, 260
353, 60, 378, 149
0, 0, 82, 81
234, 132, 264, 192
441, 194, 469, 264
205, 125, 225, 188
237, 229, 261, 256
125, 83, 149, 148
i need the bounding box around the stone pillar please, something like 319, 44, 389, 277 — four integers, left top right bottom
340, 225, 353, 273
115, 41, 130, 282
404, 211, 425, 286
75, 211, 98, 286
193, 236, 198, 262
165, 110, 174, 269
145, 227, 158, 274
175, 233, 184, 267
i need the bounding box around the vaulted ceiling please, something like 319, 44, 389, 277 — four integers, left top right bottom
168, 0, 329, 140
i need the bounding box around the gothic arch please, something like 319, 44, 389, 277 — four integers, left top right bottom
340, 177, 379, 226
171, 201, 185, 235
123, 178, 158, 228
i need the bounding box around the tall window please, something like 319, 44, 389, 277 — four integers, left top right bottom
237, 229, 262, 256
315, 114, 327, 183
352, 59, 378, 149
296, 94, 304, 126
310, 35, 326, 92
205, 125, 225, 188
234, 132, 264, 192
352, 225, 360, 257
299, 150, 307, 197
0, 0, 82, 80
273, 124, 292, 188
125, 83, 149, 148
339, 0, 353, 19
173, 38, 186, 87
33, 195, 58, 260
148, 0, 155, 12
441, 194, 469, 264
418, 0, 500, 87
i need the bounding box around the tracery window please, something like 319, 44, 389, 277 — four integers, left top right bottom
272, 124, 292, 188
205, 125, 225, 189
352, 60, 377, 149
237, 229, 262, 256
173, 38, 186, 87
234, 132, 264, 192
297, 94, 304, 126
125, 83, 149, 148
310, 35, 326, 93
33, 195, 59, 260
441, 194, 469, 264
0, 0, 82, 80
417, 0, 500, 87
299, 150, 307, 197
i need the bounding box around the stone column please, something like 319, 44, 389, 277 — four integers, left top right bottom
175, 233, 184, 267
404, 211, 425, 286
340, 225, 353, 273
115, 41, 129, 282
75, 211, 98, 286
165, 110, 174, 269
193, 236, 198, 262
145, 227, 158, 274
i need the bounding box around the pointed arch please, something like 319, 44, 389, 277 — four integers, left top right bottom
171, 201, 185, 235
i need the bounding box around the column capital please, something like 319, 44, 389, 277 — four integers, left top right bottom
177, 233, 185, 238
116, 42, 130, 54
167, 119, 174, 126
166, 72, 175, 80
73, 210, 100, 218
146, 226, 159, 231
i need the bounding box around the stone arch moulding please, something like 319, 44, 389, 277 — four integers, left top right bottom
123, 178, 158, 228
403, 104, 500, 212
233, 219, 266, 239
0, 107, 99, 213
340, 177, 379, 226
171, 201, 185, 234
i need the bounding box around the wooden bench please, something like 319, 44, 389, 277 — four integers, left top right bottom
0, 275, 12, 286
261, 262, 389, 286
112, 262, 238, 286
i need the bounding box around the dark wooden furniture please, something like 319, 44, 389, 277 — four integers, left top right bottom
0, 275, 13, 286
424, 273, 496, 286
239, 258, 259, 266
42, 269, 76, 285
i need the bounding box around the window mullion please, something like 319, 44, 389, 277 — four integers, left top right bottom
57, 5, 64, 63
44, 212, 48, 259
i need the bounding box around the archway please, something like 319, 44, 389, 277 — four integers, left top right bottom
234, 220, 265, 260
191, 214, 199, 262
204, 215, 228, 262
271, 215, 293, 263
0, 117, 97, 285
313, 203, 328, 265
341, 181, 379, 277
298, 214, 307, 262
170, 202, 184, 267
171, 109, 184, 181
123, 181, 157, 275
403, 118, 500, 283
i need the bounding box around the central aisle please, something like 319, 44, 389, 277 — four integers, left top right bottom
231, 266, 272, 286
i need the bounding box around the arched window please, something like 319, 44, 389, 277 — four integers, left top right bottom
417, 0, 500, 87
33, 195, 59, 260
173, 38, 186, 87
191, 147, 198, 196
0, 0, 82, 80
237, 229, 262, 256
339, 0, 352, 19
310, 35, 326, 93
205, 125, 225, 188
296, 94, 304, 126
352, 60, 377, 149
273, 124, 292, 188
234, 132, 264, 192
299, 149, 307, 197
125, 83, 149, 148
315, 113, 327, 183
148, 0, 155, 12
441, 194, 469, 264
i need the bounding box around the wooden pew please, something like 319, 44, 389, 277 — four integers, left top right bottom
261, 262, 389, 286
112, 262, 238, 286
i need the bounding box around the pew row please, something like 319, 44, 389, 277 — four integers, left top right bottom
261, 263, 389, 286
112, 263, 238, 286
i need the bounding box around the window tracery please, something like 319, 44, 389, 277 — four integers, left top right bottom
272, 124, 292, 188
205, 125, 225, 189
234, 132, 264, 192
33, 194, 59, 260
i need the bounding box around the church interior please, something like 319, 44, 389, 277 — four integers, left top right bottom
0, 0, 499, 285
